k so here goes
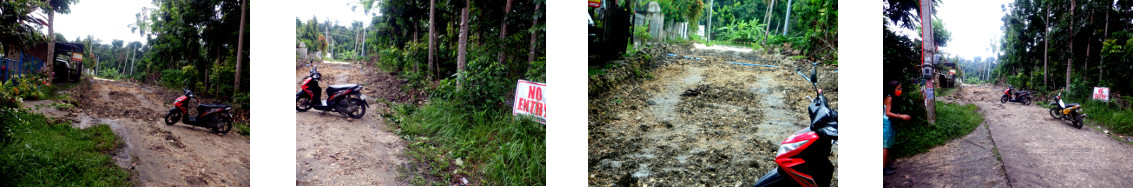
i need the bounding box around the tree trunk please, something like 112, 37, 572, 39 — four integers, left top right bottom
457, 0, 470, 88
1102, 3, 1108, 82
1065, 0, 1074, 89
766, 0, 776, 46
47, 3, 55, 82
235, 0, 247, 93
428, 0, 436, 79
1044, 5, 1049, 88
413, 24, 419, 72
527, 2, 542, 63
498, 0, 513, 64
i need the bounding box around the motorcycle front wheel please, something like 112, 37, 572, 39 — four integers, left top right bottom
1049, 108, 1062, 120
211, 112, 233, 134
296, 96, 312, 112
1000, 96, 1008, 103
164, 111, 181, 125
340, 98, 366, 119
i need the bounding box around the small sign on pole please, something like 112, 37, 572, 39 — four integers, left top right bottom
1093, 87, 1110, 102
588, 0, 601, 8
71, 52, 82, 62
513, 80, 546, 124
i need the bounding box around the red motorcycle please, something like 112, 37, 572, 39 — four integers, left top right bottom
1000, 86, 1032, 105
164, 87, 234, 134
754, 64, 838, 187
296, 65, 368, 118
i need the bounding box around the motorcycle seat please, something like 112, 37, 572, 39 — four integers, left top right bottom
328, 84, 359, 90
1066, 103, 1080, 107
198, 103, 230, 109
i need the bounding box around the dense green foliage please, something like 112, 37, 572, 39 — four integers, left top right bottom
996, 0, 1133, 95
296, 17, 367, 61
389, 100, 544, 185
0, 109, 131, 186
892, 101, 985, 158
705, 0, 837, 63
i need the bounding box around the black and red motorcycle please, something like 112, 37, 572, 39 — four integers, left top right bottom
164, 87, 234, 134
1000, 86, 1032, 105
754, 64, 838, 187
296, 65, 368, 118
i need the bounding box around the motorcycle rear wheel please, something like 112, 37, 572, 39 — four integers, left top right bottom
296, 96, 312, 112
1073, 114, 1084, 129
1023, 96, 1031, 105
211, 113, 233, 134
164, 112, 180, 125
340, 98, 366, 119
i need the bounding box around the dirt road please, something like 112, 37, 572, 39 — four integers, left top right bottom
27, 78, 250, 186
885, 85, 1133, 187
294, 61, 421, 186
589, 44, 838, 186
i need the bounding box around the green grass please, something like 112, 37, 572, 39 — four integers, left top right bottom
1081, 100, 1133, 135
892, 101, 985, 158
0, 109, 131, 186
233, 122, 250, 136
386, 99, 545, 186
934, 87, 955, 97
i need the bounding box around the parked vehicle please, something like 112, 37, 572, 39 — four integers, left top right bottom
754, 64, 838, 187
1000, 86, 1032, 105
296, 65, 368, 118
164, 87, 234, 134
1048, 90, 1086, 129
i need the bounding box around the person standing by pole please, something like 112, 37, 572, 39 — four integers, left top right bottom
884, 80, 912, 175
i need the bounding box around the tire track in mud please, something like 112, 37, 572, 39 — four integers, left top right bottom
47, 78, 252, 186
295, 61, 416, 186
589, 44, 838, 186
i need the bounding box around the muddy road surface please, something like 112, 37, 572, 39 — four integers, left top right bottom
295, 61, 421, 186
589, 44, 838, 186
886, 85, 1133, 187
27, 78, 250, 186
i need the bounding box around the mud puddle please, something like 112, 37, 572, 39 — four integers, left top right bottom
34, 78, 254, 186
589, 44, 838, 186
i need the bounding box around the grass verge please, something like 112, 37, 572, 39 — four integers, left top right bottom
386, 99, 545, 186
0, 109, 131, 186
892, 101, 985, 158
1080, 100, 1133, 135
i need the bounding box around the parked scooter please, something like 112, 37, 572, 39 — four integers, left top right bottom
1000, 86, 1033, 105
1048, 89, 1086, 129
164, 87, 234, 134
753, 64, 838, 187
296, 65, 368, 118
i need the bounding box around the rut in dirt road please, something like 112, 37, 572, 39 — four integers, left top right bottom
295, 61, 420, 186
62, 78, 250, 186
589, 44, 838, 187
886, 85, 1133, 187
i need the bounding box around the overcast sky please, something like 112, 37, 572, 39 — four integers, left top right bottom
51, 0, 153, 45
293, 0, 378, 28
936, 0, 1014, 60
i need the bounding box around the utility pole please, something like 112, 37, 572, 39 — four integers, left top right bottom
707, 0, 712, 42
920, 0, 936, 123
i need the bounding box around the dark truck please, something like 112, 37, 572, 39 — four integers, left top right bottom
588, 0, 632, 63
51, 42, 84, 83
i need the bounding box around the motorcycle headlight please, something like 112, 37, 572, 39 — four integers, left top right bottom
777, 139, 810, 157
